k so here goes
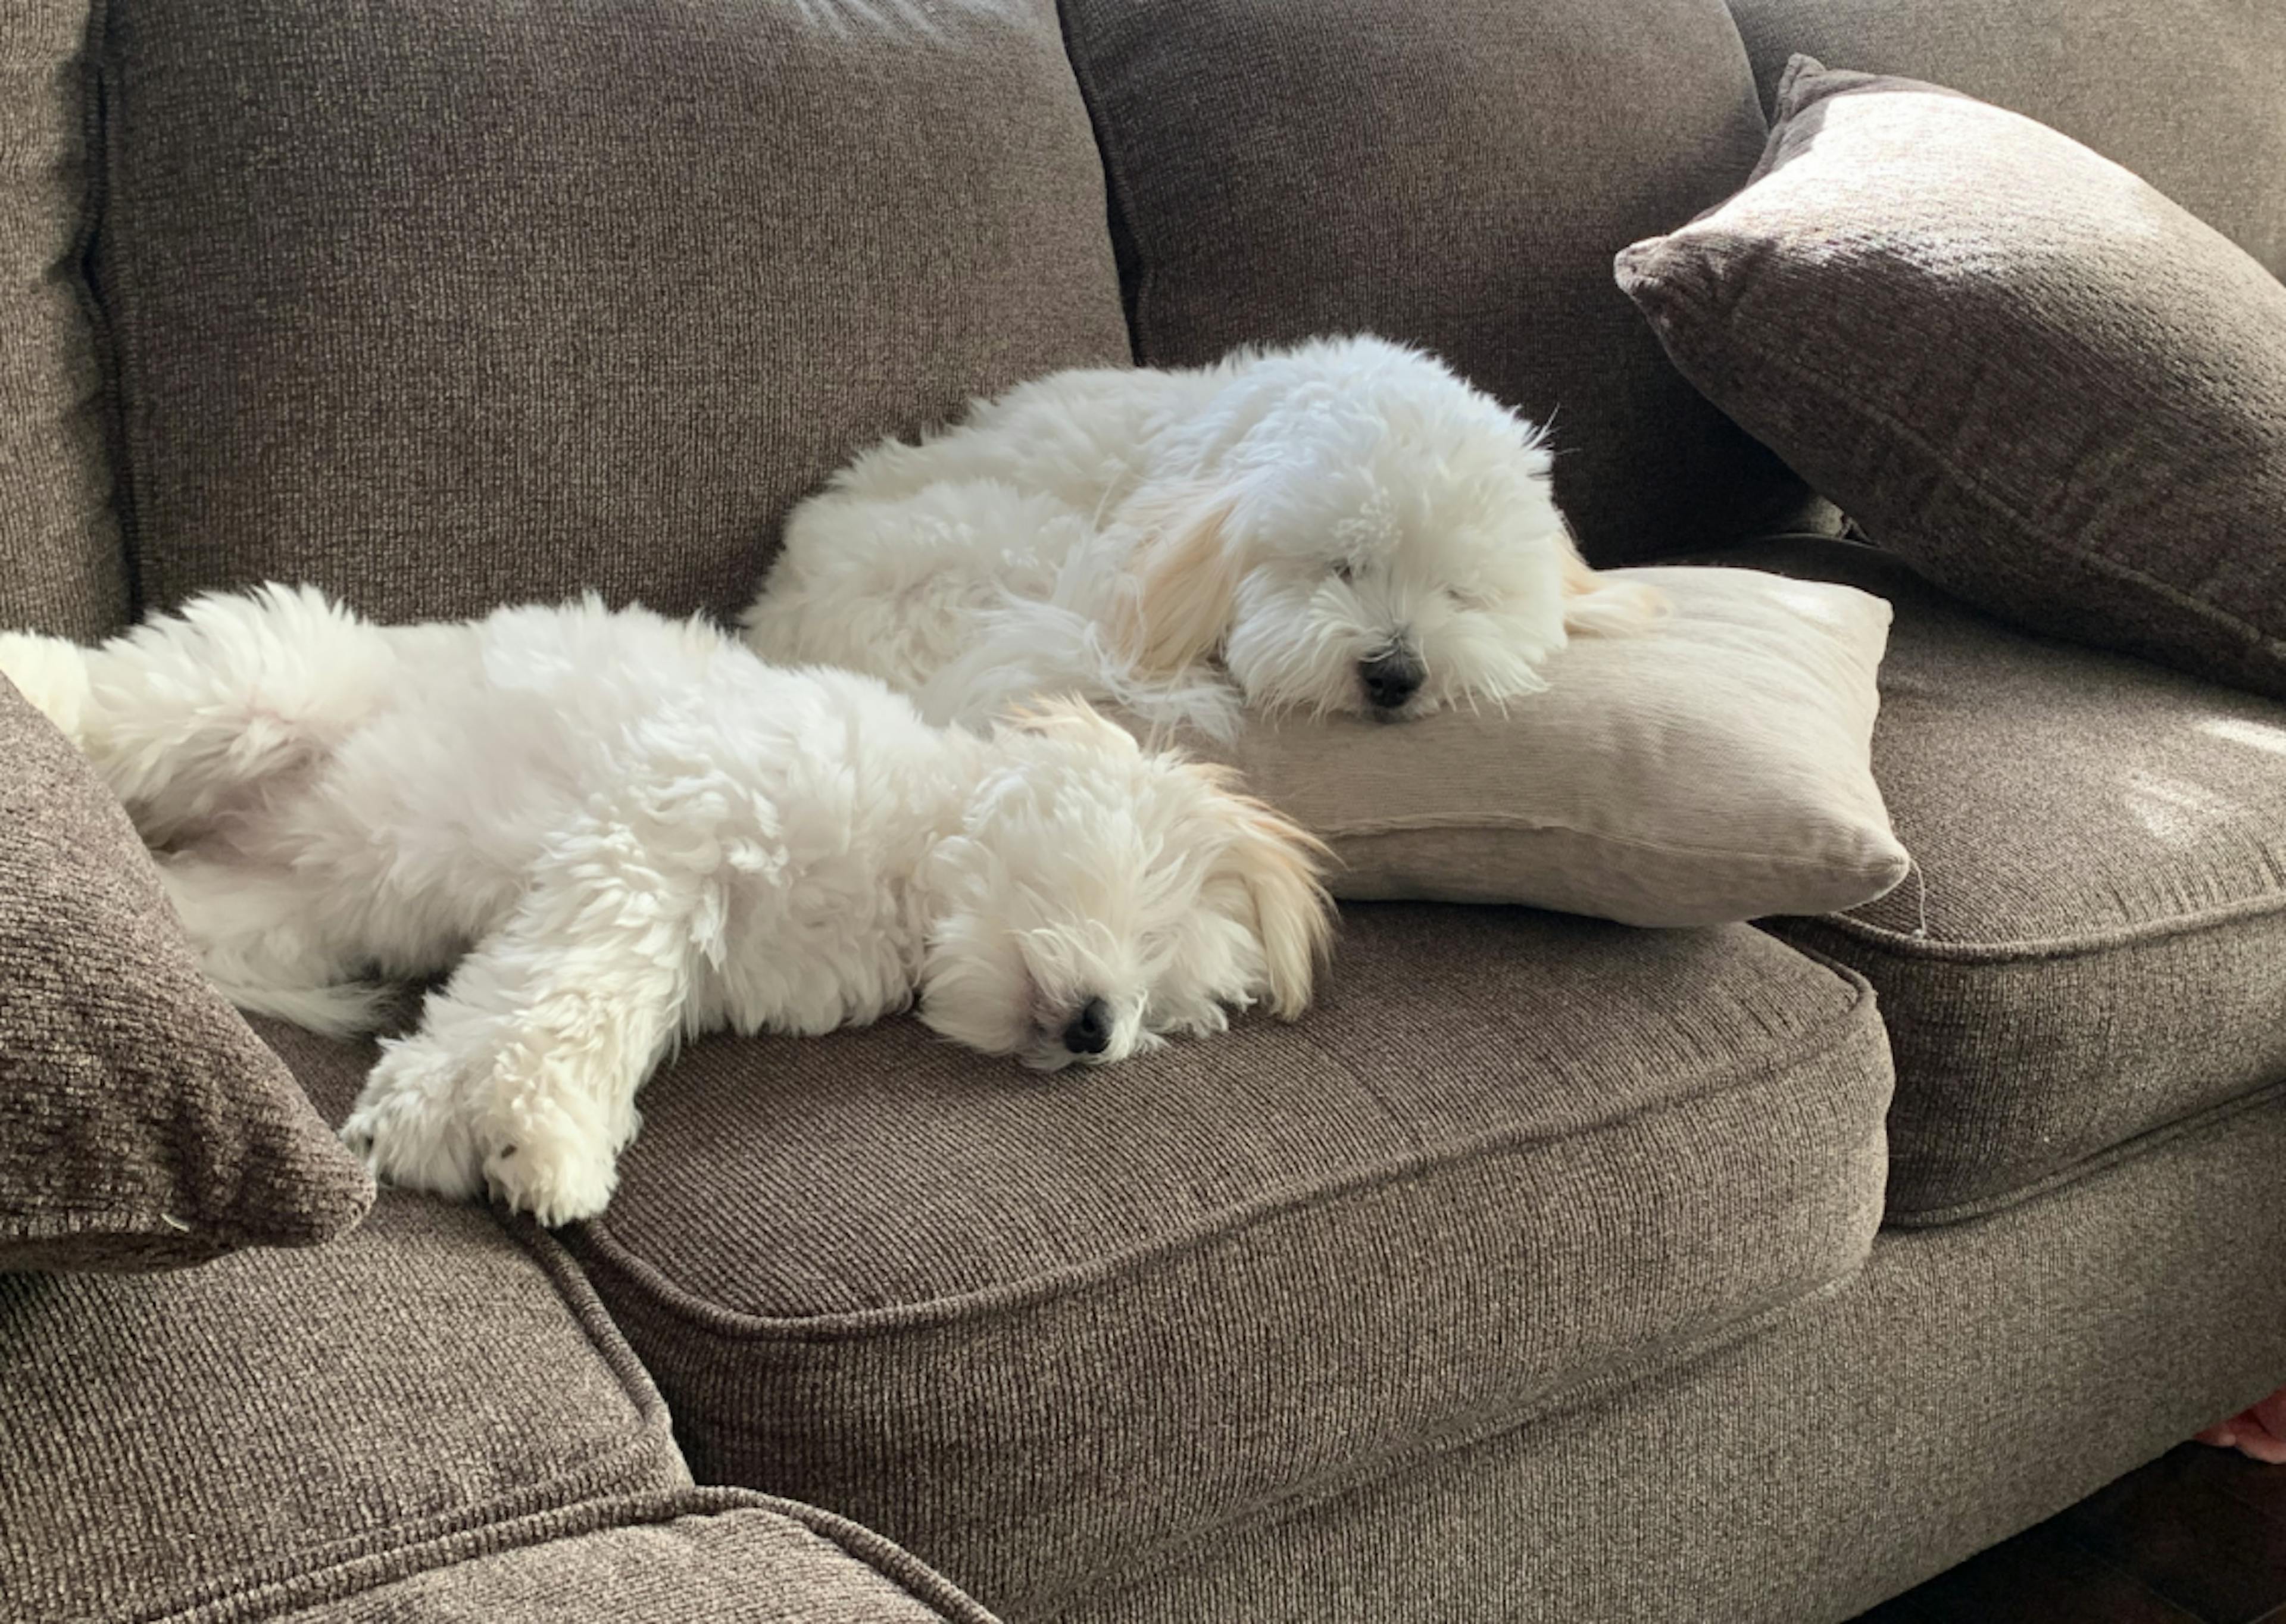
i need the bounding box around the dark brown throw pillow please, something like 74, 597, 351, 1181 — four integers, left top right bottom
1616, 57, 2286, 701
0, 676, 372, 1270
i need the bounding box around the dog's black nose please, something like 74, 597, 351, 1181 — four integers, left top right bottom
1359, 649, 1426, 712
1061, 997, 1113, 1057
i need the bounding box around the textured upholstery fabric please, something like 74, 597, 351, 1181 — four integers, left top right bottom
1736, 538, 2286, 1222
1722, 0, 2286, 278
1057, 0, 1827, 567
1617, 61, 2286, 702
0, 0, 128, 638
91, 0, 1128, 624
1169, 566, 1906, 923
268, 1490, 997, 1624
1042, 1085, 2286, 1623
0, 677, 371, 1270
559, 906, 1892, 1613
0, 1177, 688, 1623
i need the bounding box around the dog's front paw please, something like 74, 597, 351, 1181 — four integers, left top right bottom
341, 1040, 485, 1201
475, 1110, 620, 1228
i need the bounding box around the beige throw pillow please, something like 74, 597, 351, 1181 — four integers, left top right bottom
1616, 57, 2286, 702
1160, 564, 1907, 926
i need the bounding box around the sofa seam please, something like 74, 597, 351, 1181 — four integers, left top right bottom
572, 966, 1886, 1339
77, 0, 145, 620
108, 1217, 690, 1623
1322, 813, 1908, 872
1882, 1072, 2286, 1229
1039, 1077, 2286, 1618
754, 1494, 1002, 1624
1028, 1262, 1869, 1620
510, 1214, 682, 1441
1053, 0, 1148, 366
1782, 885, 2286, 963
149, 1488, 749, 1624
121, 1434, 685, 1624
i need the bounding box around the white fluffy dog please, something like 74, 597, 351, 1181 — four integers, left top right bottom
0, 589, 1330, 1224
742, 333, 1664, 738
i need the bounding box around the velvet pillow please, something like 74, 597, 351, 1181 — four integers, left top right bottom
1616, 57, 2286, 701
0, 676, 373, 1271
1163, 564, 1909, 926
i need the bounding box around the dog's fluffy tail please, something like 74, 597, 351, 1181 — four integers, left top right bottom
0, 630, 95, 743
8, 615, 394, 1040
1561, 554, 1670, 638
216, 978, 394, 1039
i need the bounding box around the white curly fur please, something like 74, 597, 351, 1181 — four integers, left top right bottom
2, 588, 1331, 1225
741, 333, 1665, 739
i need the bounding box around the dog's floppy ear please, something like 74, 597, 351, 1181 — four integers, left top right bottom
1192, 766, 1335, 1019
1559, 541, 1669, 636
1108, 482, 1243, 676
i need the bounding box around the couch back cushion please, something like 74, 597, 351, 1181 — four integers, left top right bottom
1722, 0, 2286, 279
92, 0, 1129, 624
2, 0, 129, 639
1058, 0, 1817, 566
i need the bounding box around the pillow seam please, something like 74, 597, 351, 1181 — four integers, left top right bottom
1325, 817, 1900, 873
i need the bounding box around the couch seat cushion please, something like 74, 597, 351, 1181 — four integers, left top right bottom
567, 905, 1892, 1615
2, 1030, 689, 1623
1744, 538, 2286, 1223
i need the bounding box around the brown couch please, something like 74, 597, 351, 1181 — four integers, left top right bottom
6, 0, 2284, 1619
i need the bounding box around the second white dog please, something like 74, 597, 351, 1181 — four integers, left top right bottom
742, 334, 1664, 738
1, 589, 1331, 1225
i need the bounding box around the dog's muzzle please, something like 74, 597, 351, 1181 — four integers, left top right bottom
1358, 648, 1426, 714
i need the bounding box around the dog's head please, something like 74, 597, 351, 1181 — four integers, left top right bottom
917, 699, 1332, 1070
1111, 336, 1610, 723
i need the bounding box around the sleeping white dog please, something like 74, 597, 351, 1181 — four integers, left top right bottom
0, 589, 1330, 1225
742, 333, 1664, 738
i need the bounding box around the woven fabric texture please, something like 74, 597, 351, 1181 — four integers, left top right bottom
1737, 538, 2286, 1221
543, 905, 1890, 1613
1723, 0, 2286, 276
1, 1176, 684, 1623
1058, 0, 1828, 566
92, 0, 1129, 624
0, 0, 128, 637
0, 677, 371, 1270
1044, 1085, 2286, 1622
264, 1490, 997, 1624
1618, 59, 2286, 702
